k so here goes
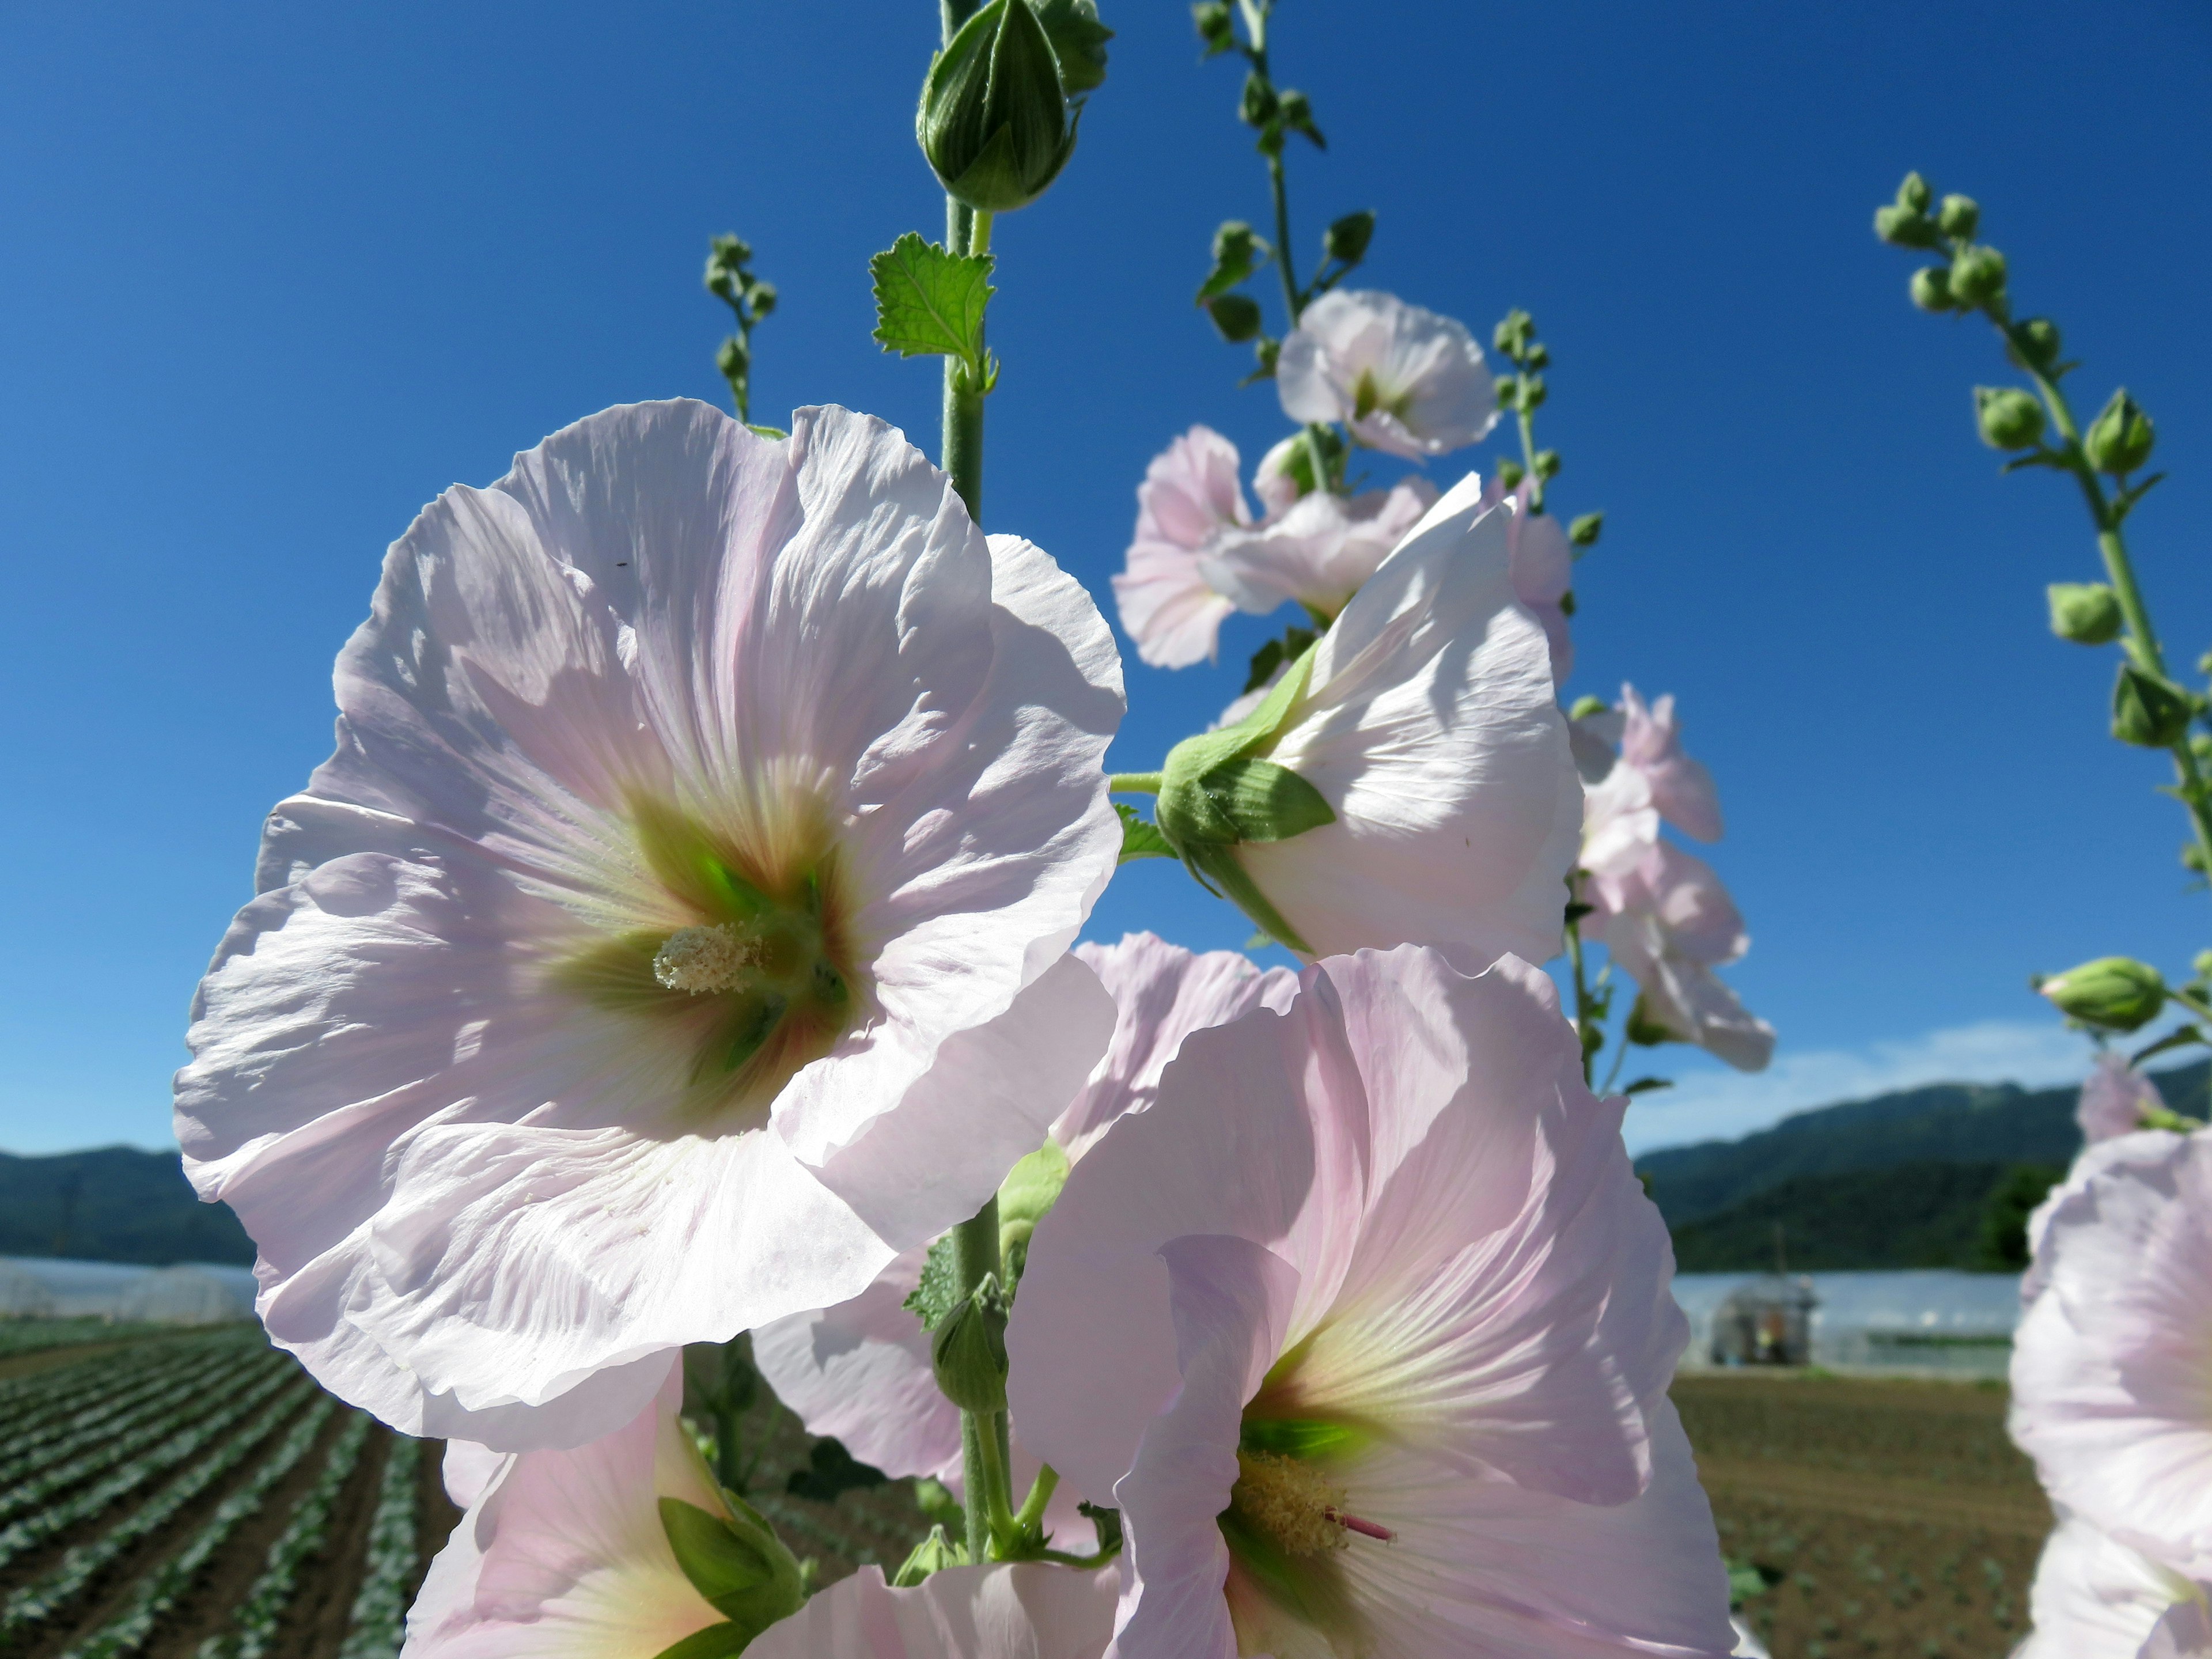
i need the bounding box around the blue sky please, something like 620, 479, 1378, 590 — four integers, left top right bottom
1, 1, 2206, 1156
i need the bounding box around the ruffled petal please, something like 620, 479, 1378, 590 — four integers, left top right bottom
750, 1564, 1121, 1659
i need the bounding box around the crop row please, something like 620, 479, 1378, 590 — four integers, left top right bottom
335, 1435, 421, 1659
0, 1360, 302, 1574
55, 1397, 339, 1659
0, 1342, 274, 1496
194, 1412, 374, 1659
0, 1332, 249, 1433
0, 1376, 317, 1641
0, 1324, 170, 1362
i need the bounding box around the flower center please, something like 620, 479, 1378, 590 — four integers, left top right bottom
1232, 1450, 1348, 1557
1350, 368, 1412, 425
652, 925, 762, 994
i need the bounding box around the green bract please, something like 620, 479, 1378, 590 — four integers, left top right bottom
2047, 582, 2123, 646
2112, 663, 2193, 749
2084, 388, 2156, 476
657, 1491, 805, 1655
918, 0, 1082, 214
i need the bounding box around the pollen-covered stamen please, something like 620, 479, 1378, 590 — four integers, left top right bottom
652, 924, 761, 994
1230, 1449, 1360, 1555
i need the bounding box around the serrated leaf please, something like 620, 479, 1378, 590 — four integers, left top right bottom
870, 232, 994, 376
903, 1233, 964, 1330
1116, 802, 1175, 864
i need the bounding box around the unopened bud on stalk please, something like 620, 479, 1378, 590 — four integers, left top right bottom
2035, 957, 2167, 1032
2008, 317, 2062, 372
1937, 194, 1979, 238
1974, 385, 2045, 450
1873, 204, 1940, 249
2084, 389, 2156, 475
2047, 582, 2123, 645
1323, 210, 1375, 266
2112, 663, 2194, 748
1948, 245, 2008, 306
1569, 512, 1603, 547
1896, 171, 1933, 214
1192, 0, 1234, 55
918, 0, 1084, 214
931, 1280, 1010, 1414
1910, 266, 1957, 312
892, 1527, 967, 1588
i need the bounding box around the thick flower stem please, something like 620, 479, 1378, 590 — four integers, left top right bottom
950, 1195, 1006, 1560
1564, 876, 1600, 1086
1107, 772, 1163, 794
942, 199, 987, 524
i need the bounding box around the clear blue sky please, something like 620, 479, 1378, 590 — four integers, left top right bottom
2, 1, 2207, 1155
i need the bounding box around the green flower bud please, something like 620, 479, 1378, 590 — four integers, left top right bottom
1567, 694, 1609, 720
2084, 388, 2156, 475
2194, 949, 2212, 980
1493, 308, 1535, 359
1524, 342, 1550, 370
1520, 373, 1547, 409
2008, 317, 2062, 372
1203, 292, 1263, 343
2046, 582, 2123, 645
1277, 88, 1324, 146
1937, 193, 1979, 238
1495, 457, 1525, 491
1973, 385, 2045, 450
1568, 512, 1603, 547
1896, 171, 1933, 215
1873, 204, 1940, 249
1494, 374, 1521, 414
892, 1525, 967, 1588
1910, 266, 1957, 312
2112, 663, 2193, 748
1238, 71, 1278, 127
1191, 0, 1234, 55
659, 1491, 806, 1641
917, 0, 1080, 215
996, 1138, 1070, 1264
715, 336, 749, 382
1323, 210, 1374, 266
1532, 448, 1561, 479
1948, 244, 2007, 306
930, 1280, 1009, 1414
2036, 956, 2167, 1033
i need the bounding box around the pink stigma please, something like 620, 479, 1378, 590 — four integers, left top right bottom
1327, 1508, 1395, 1543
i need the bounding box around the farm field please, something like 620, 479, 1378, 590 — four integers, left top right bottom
1677, 1371, 2050, 1658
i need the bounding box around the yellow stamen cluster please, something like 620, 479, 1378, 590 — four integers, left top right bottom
652, 924, 761, 994
1232, 1449, 1348, 1557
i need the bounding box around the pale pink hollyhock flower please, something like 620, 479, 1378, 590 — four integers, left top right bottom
2080, 1051, 2169, 1144
1585, 842, 1775, 1073
1112, 426, 1255, 668
749, 1564, 1120, 1659
1619, 684, 1722, 842
2016, 1512, 2212, 1659
405, 1357, 737, 1658
1203, 478, 1440, 627
1277, 290, 1498, 459
753, 934, 1294, 1522
176, 400, 1123, 1449
1006, 944, 1736, 1659
1479, 476, 1575, 685
1223, 474, 1584, 963
2011, 1127, 2212, 1581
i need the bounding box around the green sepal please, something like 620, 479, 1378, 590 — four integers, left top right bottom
902, 1233, 964, 1330
998, 1137, 1071, 1261
658, 1495, 805, 1636
1190, 756, 1335, 844
1032, 0, 1112, 94
892, 1524, 969, 1588
1115, 802, 1175, 864
651, 1622, 751, 1659
1196, 220, 1269, 300
1623, 1077, 1675, 1095
2112, 663, 2193, 749
1184, 842, 1313, 955
1624, 996, 1680, 1047
870, 232, 995, 378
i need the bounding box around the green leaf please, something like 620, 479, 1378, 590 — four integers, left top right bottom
870, 232, 994, 377
902, 1233, 964, 1330
1203, 292, 1263, 343
1196, 756, 1335, 844
1244, 626, 1314, 694
1623, 1077, 1674, 1095
652, 1623, 751, 1659
1116, 802, 1175, 864
1196, 219, 1269, 300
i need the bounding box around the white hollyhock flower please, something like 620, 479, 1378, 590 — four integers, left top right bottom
1113, 426, 1254, 668
1170, 472, 1581, 963
750, 1565, 1120, 1659
1585, 842, 1774, 1072
177, 400, 1123, 1449
1202, 478, 1440, 628
2016, 1512, 2212, 1658
1276, 290, 1497, 459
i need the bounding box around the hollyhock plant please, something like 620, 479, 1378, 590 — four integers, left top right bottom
1199, 478, 1440, 629
749, 1564, 1119, 1659
1584, 841, 1774, 1072
1152, 472, 1581, 963
2017, 1512, 2212, 1659
2012, 1127, 2212, 1582
753, 933, 1294, 1513
1005, 944, 1736, 1659
2079, 1051, 2169, 1144
1275, 289, 1498, 459
1618, 685, 1722, 842
1480, 476, 1575, 685
1113, 426, 1256, 669
176, 399, 1124, 1449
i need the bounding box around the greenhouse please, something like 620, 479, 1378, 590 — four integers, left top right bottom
0, 1261, 56, 1319
0, 1257, 257, 1324
1673, 1269, 2023, 1377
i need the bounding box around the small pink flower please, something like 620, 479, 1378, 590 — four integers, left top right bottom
1113, 427, 1253, 668
2080, 1052, 2168, 1144
1585, 842, 1774, 1072
2011, 1127, 2212, 1582
1276, 291, 1497, 459
1006, 945, 1735, 1659
1619, 685, 1722, 842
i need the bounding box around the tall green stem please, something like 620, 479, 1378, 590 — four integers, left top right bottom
950, 1196, 1004, 1561
1564, 876, 1599, 1086
1266, 153, 1301, 323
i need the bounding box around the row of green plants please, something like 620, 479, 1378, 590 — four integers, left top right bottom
196, 1411, 374, 1659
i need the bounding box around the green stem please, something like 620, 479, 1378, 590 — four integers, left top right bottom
1037, 1544, 1122, 1569
941, 197, 986, 525
1108, 772, 1163, 794
1517, 407, 1543, 513
1266, 152, 1302, 322
1564, 877, 1599, 1087
1011, 1465, 1059, 1537
950, 1195, 1003, 1561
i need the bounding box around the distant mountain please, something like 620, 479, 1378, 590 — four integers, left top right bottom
0, 1147, 253, 1267
1667, 1160, 2044, 1272
1637, 1059, 2208, 1229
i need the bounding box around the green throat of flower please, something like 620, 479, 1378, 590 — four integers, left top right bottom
550, 793, 861, 1127
1349, 368, 1412, 426
1218, 1414, 1386, 1655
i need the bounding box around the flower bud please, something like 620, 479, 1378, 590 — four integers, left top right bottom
1323, 210, 1374, 266
1238, 71, 1278, 127
1493, 308, 1535, 359
1532, 448, 1561, 479
1203, 292, 1263, 342
892, 1525, 967, 1588
1567, 694, 1609, 720
1937, 194, 1979, 238
2008, 317, 2061, 372
930, 1279, 1009, 1414
2112, 663, 2193, 748
1910, 266, 1957, 312
1495, 457, 1525, 491
917, 0, 1080, 215
659, 1491, 807, 1640
1948, 244, 2007, 306
1896, 171, 1933, 215
1191, 0, 1234, 55
1569, 512, 1603, 547
1974, 385, 2044, 450
2084, 388, 2156, 475
1873, 204, 1940, 249
2047, 582, 2123, 645
2036, 956, 2167, 1033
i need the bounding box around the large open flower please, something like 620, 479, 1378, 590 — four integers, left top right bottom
177, 400, 1123, 1448
1006, 945, 1734, 1659
1205, 475, 1581, 963
2017, 1511, 2212, 1658
1114, 427, 1255, 668
2012, 1127, 2212, 1581
1276, 290, 1497, 459
753, 933, 1294, 1516
1583, 841, 1774, 1072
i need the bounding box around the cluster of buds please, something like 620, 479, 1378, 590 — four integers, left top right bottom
1490, 309, 1602, 547
703, 234, 777, 426
916, 0, 1111, 215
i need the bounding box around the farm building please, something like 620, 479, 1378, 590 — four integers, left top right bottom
0, 1255, 257, 1323
1673, 1268, 2024, 1376
0, 1259, 56, 1317
1705, 1272, 1817, 1365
